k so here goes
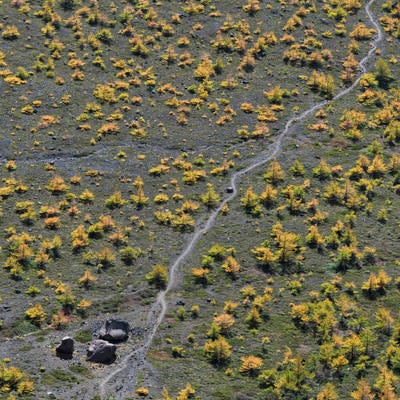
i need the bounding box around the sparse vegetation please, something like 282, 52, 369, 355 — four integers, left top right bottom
0, 0, 399, 399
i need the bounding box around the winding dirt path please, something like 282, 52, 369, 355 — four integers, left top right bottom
99, 1, 383, 398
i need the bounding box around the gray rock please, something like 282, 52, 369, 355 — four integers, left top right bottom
56, 336, 74, 357
86, 340, 116, 364
98, 318, 130, 343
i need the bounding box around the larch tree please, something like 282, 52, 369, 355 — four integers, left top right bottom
374, 58, 393, 89
264, 159, 285, 185
350, 379, 375, 400
275, 231, 303, 266
222, 255, 241, 278
204, 336, 232, 364
317, 382, 338, 400
130, 176, 149, 208
260, 184, 278, 208
146, 265, 168, 289
240, 186, 261, 216
200, 183, 220, 209
79, 269, 97, 289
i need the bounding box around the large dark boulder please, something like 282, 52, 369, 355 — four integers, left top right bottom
98, 318, 130, 343
86, 340, 116, 364
56, 337, 74, 359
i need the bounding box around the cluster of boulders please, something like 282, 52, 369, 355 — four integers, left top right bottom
55, 318, 130, 364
